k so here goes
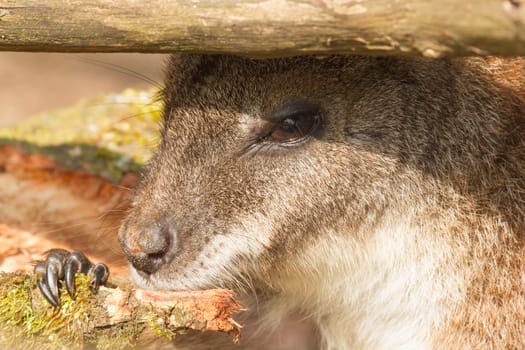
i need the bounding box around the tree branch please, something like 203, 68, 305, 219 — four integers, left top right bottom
0, 1, 524, 57
0, 272, 242, 350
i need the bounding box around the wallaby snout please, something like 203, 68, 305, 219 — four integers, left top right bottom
118, 219, 172, 275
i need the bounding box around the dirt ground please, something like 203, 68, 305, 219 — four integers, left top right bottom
0, 52, 167, 127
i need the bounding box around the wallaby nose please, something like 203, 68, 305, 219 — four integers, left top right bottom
119, 222, 172, 274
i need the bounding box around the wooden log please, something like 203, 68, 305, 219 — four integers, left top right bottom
0, 1, 524, 57
0, 272, 242, 349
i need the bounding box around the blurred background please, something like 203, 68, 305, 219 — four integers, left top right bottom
0, 53, 168, 127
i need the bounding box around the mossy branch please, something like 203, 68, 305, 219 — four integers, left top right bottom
0, 273, 242, 350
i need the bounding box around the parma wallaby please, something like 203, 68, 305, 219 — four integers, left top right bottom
37, 55, 525, 349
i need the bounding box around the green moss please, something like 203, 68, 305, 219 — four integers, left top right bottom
0, 273, 95, 349
146, 310, 176, 341
0, 273, 143, 349
0, 88, 163, 182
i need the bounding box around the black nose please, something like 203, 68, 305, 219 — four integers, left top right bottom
119, 223, 172, 274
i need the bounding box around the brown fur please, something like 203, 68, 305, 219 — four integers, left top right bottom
119, 55, 525, 349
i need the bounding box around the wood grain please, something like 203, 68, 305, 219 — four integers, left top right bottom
0, 1, 524, 57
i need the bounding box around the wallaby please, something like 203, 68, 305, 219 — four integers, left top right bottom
37, 55, 525, 349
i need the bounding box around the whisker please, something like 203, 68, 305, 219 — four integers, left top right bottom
113, 110, 163, 123
74, 56, 162, 89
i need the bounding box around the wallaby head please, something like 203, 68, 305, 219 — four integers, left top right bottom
119, 55, 525, 349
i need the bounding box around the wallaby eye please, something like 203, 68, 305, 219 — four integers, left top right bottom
265, 102, 322, 144
268, 114, 318, 142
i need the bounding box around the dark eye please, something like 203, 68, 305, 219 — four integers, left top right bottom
265, 104, 322, 144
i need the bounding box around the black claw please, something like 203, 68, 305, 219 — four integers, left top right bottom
90, 263, 110, 290
45, 262, 61, 304
64, 257, 81, 297
37, 277, 59, 307
64, 251, 93, 296
34, 249, 110, 307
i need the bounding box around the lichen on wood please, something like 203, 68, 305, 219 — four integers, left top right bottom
0, 272, 242, 350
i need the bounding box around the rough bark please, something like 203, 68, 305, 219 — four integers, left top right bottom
0, 1, 524, 57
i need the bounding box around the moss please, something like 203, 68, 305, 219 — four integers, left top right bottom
146, 310, 177, 341
0, 273, 95, 349
0, 273, 143, 349
0, 88, 163, 182
93, 322, 138, 350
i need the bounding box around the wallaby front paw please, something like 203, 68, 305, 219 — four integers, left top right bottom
34, 249, 109, 307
